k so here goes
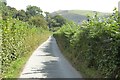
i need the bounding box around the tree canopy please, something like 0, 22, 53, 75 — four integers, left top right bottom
26, 5, 43, 17
28, 15, 47, 28
1, 3, 67, 29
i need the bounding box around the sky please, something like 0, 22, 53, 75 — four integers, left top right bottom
6, 0, 120, 13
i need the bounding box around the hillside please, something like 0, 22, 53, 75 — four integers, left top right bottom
51, 10, 111, 24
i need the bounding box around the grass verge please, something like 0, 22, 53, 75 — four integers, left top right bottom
2, 31, 52, 78
54, 35, 103, 78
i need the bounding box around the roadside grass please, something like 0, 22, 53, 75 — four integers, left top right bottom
2, 31, 52, 78
0, 29, 1, 79
55, 35, 103, 78
0, 29, 2, 51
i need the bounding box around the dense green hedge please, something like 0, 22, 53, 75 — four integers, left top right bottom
53, 10, 120, 78
1, 18, 49, 74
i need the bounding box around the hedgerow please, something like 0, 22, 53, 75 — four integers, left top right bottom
1, 18, 49, 75
53, 10, 120, 78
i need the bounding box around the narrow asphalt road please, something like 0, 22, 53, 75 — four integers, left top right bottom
20, 36, 82, 78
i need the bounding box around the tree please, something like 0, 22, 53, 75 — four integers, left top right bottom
45, 12, 50, 22
51, 15, 66, 27
45, 14, 66, 28
1, 0, 7, 5
26, 5, 43, 17
28, 15, 47, 28
7, 6, 18, 18
45, 12, 52, 28
15, 10, 27, 21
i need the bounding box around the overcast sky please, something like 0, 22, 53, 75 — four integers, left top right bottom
6, 0, 120, 13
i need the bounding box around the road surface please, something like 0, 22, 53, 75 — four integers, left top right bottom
20, 36, 82, 78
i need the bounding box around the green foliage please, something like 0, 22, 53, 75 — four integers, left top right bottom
1, 18, 28, 73
0, 1, 8, 20
28, 15, 47, 28
45, 14, 66, 29
1, 4, 47, 28
0, 1, 5, 13
51, 15, 66, 27
1, 18, 50, 77
26, 5, 43, 17
1, 2, 51, 78
15, 10, 27, 21
54, 10, 120, 78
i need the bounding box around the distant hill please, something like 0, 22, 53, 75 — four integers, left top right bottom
50, 10, 111, 24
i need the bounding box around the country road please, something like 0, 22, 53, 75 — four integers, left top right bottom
20, 36, 82, 78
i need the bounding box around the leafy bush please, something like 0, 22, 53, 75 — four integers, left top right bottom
1, 18, 49, 75
53, 10, 120, 78
28, 15, 47, 28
